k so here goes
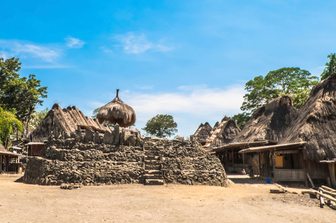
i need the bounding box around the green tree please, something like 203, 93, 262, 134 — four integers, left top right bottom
241, 67, 318, 115
143, 114, 177, 138
0, 57, 47, 135
232, 112, 250, 129
321, 53, 336, 80
28, 108, 49, 134
0, 107, 23, 148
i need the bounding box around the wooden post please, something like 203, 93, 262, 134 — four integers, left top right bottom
258, 153, 261, 177
0, 155, 2, 172
232, 149, 235, 167
328, 163, 336, 188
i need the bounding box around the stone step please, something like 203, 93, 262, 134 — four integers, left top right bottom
144, 179, 164, 185
145, 169, 162, 174
144, 155, 160, 160
143, 173, 163, 179
145, 164, 161, 170
145, 159, 161, 163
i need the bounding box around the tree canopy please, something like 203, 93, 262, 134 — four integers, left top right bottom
232, 67, 318, 129
241, 67, 318, 114
321, 53, 336, 80
0, 107, 23, 148
0, 57, 47, 135
28, 108, 49, 134
143, 114, 177, 138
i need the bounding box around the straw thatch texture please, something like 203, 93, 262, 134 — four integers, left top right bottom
192, 122, 212, 145
281, 75, 336, 161
30, 104, 111, 141
96, 90, 136, 127
205, 117, 240, 147
233, 96, 298, 143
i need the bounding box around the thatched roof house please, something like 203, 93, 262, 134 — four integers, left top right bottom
192, 122, 212, 145
205, 117, 240, 147
281, 74, 336, 161
237, 76, 336, 185
0, 144, 20, 172
212, 96, 298, 174
233, 96, 298, 143
30, 103, 111, 141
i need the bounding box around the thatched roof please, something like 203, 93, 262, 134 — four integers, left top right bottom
0, 144, 19, 157
233, 96, 298, 143
205, 117, 240, 147
30, 104, 111, 141
281, 74, 336, 161
192, 122, 212, 145
96, 89, 136, 127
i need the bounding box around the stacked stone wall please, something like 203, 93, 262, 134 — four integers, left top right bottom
23, 138, 228, 186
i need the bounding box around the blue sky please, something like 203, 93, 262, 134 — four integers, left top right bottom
1, 0, 336, 136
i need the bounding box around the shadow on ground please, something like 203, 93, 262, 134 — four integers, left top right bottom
228, 174, 269, 184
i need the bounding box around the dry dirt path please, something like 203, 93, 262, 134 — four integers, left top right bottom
0, 175, 335, 223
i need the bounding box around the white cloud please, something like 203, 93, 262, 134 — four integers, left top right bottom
87, 85, 245, 136
115, 33, 173, 54
65, 37, 85, 48
0, 39, 60, 62
0, 51, 7, 59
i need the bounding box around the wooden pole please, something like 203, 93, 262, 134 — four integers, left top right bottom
319, 187, 336, 197
327, 163, 336, 188
319, 189, 325, 208
307, 173, 315, 188
258, 153, 261, 176
321, 185, 336, 193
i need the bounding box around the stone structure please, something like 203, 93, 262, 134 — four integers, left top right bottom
23, 138, 227, 186
24, 104, 228, 186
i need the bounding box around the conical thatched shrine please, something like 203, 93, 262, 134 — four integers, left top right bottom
96, 89, 136, 127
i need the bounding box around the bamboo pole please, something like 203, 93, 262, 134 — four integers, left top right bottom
321, 185, 336, 193
319, 187, 336, 198
319, 189, 325, 208
302, 190, 336, 203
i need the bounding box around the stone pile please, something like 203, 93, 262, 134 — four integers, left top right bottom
145, 138, 227, 186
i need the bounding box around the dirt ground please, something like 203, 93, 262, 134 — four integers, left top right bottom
0, 175, 335, 223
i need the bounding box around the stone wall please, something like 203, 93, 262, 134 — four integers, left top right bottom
146, 139, 227, 186
23, 138, 228, 186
